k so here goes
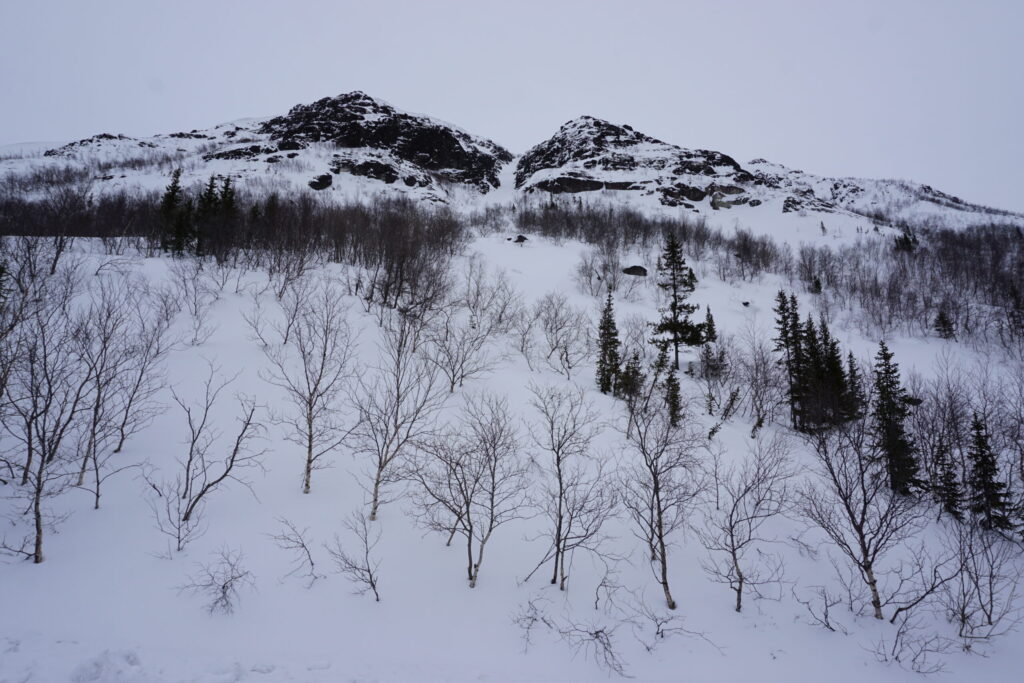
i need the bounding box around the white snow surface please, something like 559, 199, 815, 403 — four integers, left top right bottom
0, 228, 1022, 683
2, 94, 1024, 682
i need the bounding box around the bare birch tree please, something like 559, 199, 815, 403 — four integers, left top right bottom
525, 383, 617, 590
408, 393, 530, 587
800, 420, 957, 622
353, 311, 445, 520
260, 278, 358, 494
146, 367, 264, 553
696, 433, 793, 612
619, 403, 703, 609
0, 267, 89, 563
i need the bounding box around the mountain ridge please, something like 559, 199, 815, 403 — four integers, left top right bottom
4, 91, 1021, 229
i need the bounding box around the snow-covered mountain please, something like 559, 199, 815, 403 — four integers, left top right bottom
3, 91, 1022, 230
515, 115, 1023, 228
25, 91, 513, 203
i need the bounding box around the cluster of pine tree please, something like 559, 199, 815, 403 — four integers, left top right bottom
932, 412, 1015, 531
159, 169, 237, 258
773, 291, 864, 433
774, 291, 928, 496
595, 233, 714, 424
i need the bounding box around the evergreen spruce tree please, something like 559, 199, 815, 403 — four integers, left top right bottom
773, 291, 799, 428
617, 350, 646, 403
872, 341, 920, 495
702, 307, 717, 344
664, 366, 681, 427
595, 288, 622, 394
935, 441, 963, 521
652, 232, 700, 369
194, 176, 219, 257
219, 176, 236, 215
966, 414, 1012, 531
818, 318, 847, 426
841, 352, 865, 422
933, 310, 955, 340
159, 168, 183, 253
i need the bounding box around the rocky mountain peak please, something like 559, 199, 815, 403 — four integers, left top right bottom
258, 91, 512, 192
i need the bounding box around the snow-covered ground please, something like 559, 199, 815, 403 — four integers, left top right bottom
1, 221, 1022, 683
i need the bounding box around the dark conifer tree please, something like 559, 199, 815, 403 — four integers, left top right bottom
934, 440, 963, 521
159, 168, 183, 253
652, 232, 700, 369
702, 307, 717, 344
595, 288, 622, 394
933, 310, 955, 340
617, 350, 646, 403
872, 341, 919, 495
194, 176, 219, 257
171, 198, 194, 257
664, 366, 682, 427
842, 352, 865, 422
773, 291, 799, 428
966, 413, 1012, 531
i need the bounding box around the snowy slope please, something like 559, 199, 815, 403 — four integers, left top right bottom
0, 236, 1021, 683
515, 116, 1024, 229
3, 92, 513, 204
3, 94, 1024, 683
2, 92, 1022, 232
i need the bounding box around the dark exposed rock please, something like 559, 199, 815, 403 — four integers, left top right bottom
204, 145, 277, 161
259, 91, 511, 192
309, 173, 333, 190
532, 176, 635, 194
331, 159, 400, 184
513, 234, 528, 243
276, 139, 306, 152
622, 265, 648, 277
782, 196, 802, 213
658, 184, 707, 205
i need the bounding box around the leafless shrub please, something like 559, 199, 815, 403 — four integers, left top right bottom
574, 243, 642, 302
145, 366, 264, 552
696, 433, 793, 612
0, 260, 88, 563
425, 304, 497, 393
169, 258, 217, 345
942, 523, 1023, 651
870, 612, 955, 675
180, 546, 255, 615
269, 517, 323, 588
408, 393, 530, 587
259, 278, 357, 494
793, 584, 849, 634
619, 404, 704, 610
326, 511, 382, 601
512, 598, 629, 677
524, 383, 617, 591
353, 311, 445, 519
536, 292, 591, 380
800, 421, 958, 622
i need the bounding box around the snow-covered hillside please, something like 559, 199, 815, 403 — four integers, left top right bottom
2, 91, 1021, 232
3, 92, 1024, 683
0, 227, 1020, 682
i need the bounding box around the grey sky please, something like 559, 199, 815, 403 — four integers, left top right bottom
2, 0, 1022, 212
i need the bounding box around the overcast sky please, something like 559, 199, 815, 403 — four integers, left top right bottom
2, 0, 1022, 211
